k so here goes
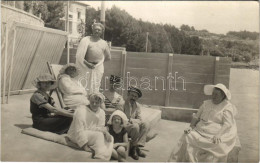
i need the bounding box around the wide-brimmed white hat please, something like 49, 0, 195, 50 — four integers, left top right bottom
107, 110, 128, 126
88, 92, 105, 103
204, 83, 231, 100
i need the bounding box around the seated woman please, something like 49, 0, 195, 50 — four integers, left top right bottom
30, 73, 73, 134
168, 83, 241, 162
107, 110, 129, 162
103, 75, 125, 122
67, 93, 114, 160
58, 64, 89, 110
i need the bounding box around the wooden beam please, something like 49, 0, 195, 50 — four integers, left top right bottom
120, 50, 127, 96
2, 26, 8, 104
13, 21, 67, 36
47, 62, 67, 109
164, 53, 173, 107
7, 28, 17, 104
213, 57, 220, 84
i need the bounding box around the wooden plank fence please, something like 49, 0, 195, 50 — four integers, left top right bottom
1, 22, 67, 98
60, 49, 231, 109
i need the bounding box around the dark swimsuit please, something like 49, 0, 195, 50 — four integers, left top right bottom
108, 125, 127, 150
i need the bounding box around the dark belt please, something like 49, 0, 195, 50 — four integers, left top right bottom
89, 61, 98, 65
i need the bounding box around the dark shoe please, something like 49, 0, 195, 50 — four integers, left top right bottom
130, 147, 139, 160
136, 147, 146, 158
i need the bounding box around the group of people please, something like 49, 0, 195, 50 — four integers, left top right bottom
29, 22, 240, 162
30, 22, 156, 161
30, 72, 155, 161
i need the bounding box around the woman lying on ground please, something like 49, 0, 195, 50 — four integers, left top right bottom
107, 110, 129, 162
30, 73, 73, 134
67, 93, 114, 160
58, 64, 89, 110
168, 83, 241, 162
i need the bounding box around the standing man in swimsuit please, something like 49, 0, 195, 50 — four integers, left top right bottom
75, 23, 111, 94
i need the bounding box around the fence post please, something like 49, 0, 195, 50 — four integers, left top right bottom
165, 53, 173, 107
2, 24, 8, 104
213, 57, 220, 84
120, 50, 127, 96
7, 27, 17, 103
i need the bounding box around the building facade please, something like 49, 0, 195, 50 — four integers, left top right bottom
65, 2, 89, 46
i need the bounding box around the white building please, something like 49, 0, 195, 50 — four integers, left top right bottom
65, 1, 89, 45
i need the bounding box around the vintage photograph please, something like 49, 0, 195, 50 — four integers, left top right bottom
1, 1, 259, 162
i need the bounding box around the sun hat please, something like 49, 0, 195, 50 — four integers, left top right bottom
32, 73, 57, 89
204, 83, 231, 100
88, 92, 105, 103
59, 63, 80, 75
107, 110, 128, 126
128, 86, 142, 98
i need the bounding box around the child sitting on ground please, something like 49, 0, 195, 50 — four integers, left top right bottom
107, 110, 129, 162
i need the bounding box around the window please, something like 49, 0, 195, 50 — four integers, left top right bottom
77, 11, 81, 20
69, 21, 72, 34
69, 14, 73, 18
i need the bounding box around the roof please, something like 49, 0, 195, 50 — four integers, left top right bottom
70, 1, 89, 8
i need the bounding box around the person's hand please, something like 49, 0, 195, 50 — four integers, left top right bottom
184, 127, 193, 134
84, 61, 95, 69
128, 119, 133, 124
67, 108, 75, 113
104, 131, 112, 142
212, 134, 222, 144
113, 144, 119, 149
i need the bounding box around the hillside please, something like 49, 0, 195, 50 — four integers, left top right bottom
184, 28, 259, 69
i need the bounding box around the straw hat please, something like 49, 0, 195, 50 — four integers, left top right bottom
204, 83, 231, 100
107, 110, 128, 126
32, 73, 57, 89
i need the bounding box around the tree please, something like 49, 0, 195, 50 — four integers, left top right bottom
227, 30, 259, 40
180, 24, 191, 31
44, 1, 65, 30
85, 7, 100, 36
243, 53, 252, 63
24, 1, 65, 30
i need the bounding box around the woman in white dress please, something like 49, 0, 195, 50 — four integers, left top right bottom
168, 83, 241, 162
58, 64, 89, 110
67, 93, 114, 160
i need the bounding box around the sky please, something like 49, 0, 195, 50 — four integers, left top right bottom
81, 1, 259, 34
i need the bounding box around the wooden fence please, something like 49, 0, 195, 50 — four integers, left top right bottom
60, 49, 231, 109
1, 22, 67, 98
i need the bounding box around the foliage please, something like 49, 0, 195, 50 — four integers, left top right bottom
85, 7, 100, 36
85, 6, 203, 55
24, 1, 65, 30
227, 30, 259, 40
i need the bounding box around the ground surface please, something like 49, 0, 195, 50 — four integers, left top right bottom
1, 93, 187, 162
229, 68, 259, 162
1, 68, 259, 162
